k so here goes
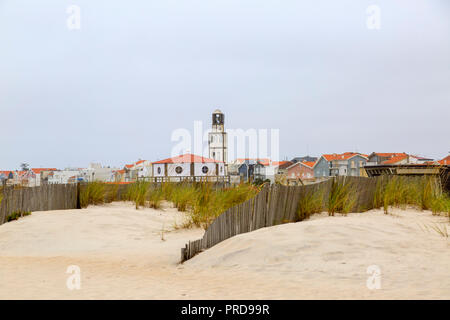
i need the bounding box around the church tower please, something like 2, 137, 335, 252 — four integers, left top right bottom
208, 109, 227, 163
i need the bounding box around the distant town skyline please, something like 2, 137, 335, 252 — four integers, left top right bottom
1, 0, 449, 169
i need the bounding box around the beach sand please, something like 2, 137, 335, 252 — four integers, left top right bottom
0, 202, 448, 299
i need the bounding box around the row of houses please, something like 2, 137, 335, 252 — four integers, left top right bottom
0, 168, 58, 187
114, 154, 227, 183
283, 152, 449, 185
2, 152, 448, 187
0, 163, 120, 187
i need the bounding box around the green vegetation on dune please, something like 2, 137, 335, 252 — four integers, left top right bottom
80, 181, 262, 229
79, 176, 449, 230
297, 175, 450, 220
380, 176, 450, 215
327, 178, 356, 216
6, 210, 31, 222
79, 181, 106, 208
297, 189, 324, 220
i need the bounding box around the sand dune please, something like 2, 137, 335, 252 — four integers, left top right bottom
0, 202, 448, 299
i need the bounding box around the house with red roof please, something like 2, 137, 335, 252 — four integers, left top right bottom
231, 158, 293, 183
0, 171, 15, 185
14, 168, 58, 187
152, 153, 225, 181
313, 152, 369, 178
286, 160, 316, 184
367, 152, 434, 165
367, 152, 408, 165
122, 160, 152, 182
438, 155, 450, 166
380, 153, 409, 165
379, 154, 434, 165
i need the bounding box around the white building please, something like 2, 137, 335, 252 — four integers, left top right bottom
124, 160, 152, 181
48, 169, 82, 184
152, 153, 225, 181
79, 163, 116, 182
208, 109, 228, 164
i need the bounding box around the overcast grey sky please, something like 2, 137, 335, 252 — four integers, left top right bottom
1, 0, 449, 169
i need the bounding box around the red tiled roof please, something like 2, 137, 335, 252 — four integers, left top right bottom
153, 153, 222, 164
438, 155, 450, 165
322, 153, 367, 161
373, 153, 406, 158
0, 171, 13, 177
301, 161, 316, 168
31, 168, 57, 174
273, 161, 294, 169
125, 160, 147, 169
235, 158, 271, 166
382, 154, 408, 165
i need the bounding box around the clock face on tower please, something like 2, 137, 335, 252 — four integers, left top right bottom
212, 113, 223, 125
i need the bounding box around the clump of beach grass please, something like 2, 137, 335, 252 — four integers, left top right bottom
80, 182, 106, 208
104, 183, 120, 203
420, 222, 449, 238
187, 183, 262, 229
379, 176, 450, 215
168, 182, 198, 212
125, 181, 151, 209
297, 189, 324, 220
147, 186, 164, 209
327, 178, 356, 216
6, 210, 31, 222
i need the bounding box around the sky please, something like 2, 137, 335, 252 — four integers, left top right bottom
1, 0, 449, 169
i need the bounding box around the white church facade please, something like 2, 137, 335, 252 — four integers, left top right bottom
149, 109, 229, 182
151, 154, 225, 181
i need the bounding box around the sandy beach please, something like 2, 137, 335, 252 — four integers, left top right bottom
0, 202, 448, 299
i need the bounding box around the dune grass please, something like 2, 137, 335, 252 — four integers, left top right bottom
327, 178, 356, 216
123, 181, 261, 229
297, 175, 450, 219
379, 176, 450, 215
6, 210, 31, 222
189, 183, 261, 228
104, 183, 120, 203
79, 182, 107, 208
297, 189, 324, 220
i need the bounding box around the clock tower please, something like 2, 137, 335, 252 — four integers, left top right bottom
208, 109, 227, 164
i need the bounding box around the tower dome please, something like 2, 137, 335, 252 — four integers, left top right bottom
213, 109, 223, 114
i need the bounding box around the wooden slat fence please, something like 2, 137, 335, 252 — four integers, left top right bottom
0, 184, 78, 225
181, 176, 383, 262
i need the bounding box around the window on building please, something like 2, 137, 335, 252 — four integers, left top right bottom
157, 167, 161, 174
175, 166, 183, 174
202, 166, 209, 174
